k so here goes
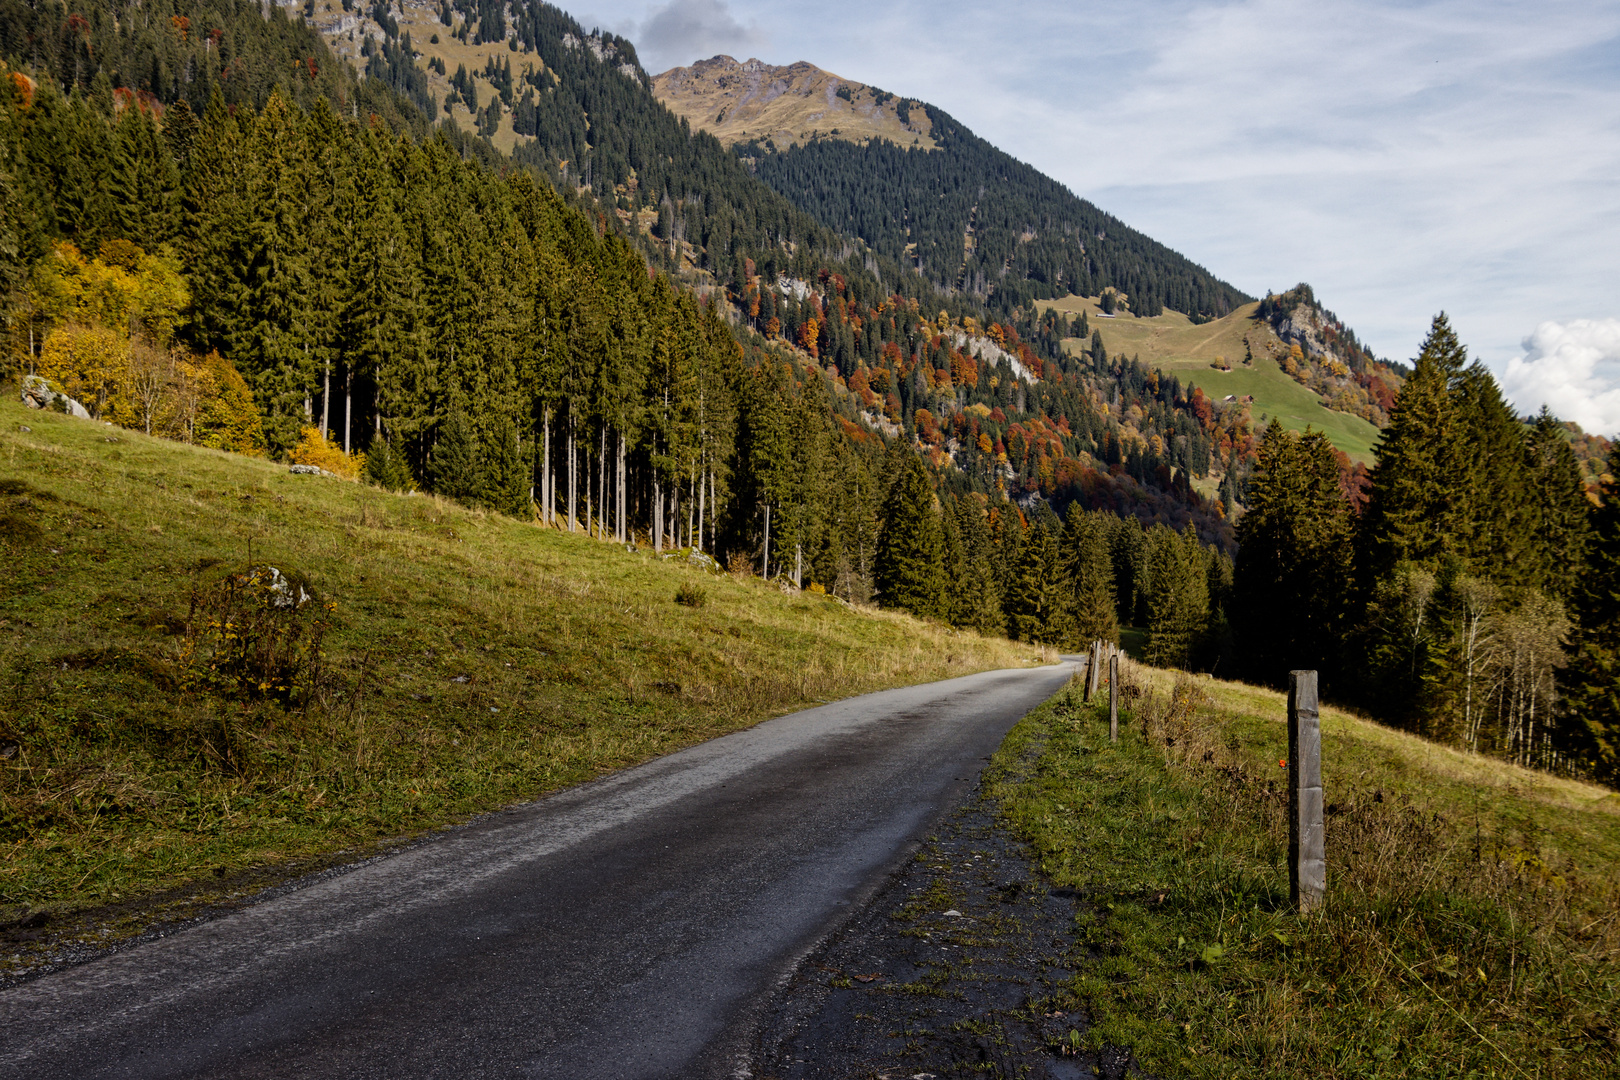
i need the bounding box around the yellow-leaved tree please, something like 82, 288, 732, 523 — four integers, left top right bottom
289, 427, 363, 479
189, 352, 266, 455
35, 324, 127, 420
27, 241, 192, 425
22, 242, 265, 453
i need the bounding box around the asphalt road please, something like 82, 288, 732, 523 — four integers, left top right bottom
2, 661, 1075, 1080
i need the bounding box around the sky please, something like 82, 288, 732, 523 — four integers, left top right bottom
568, 0, 1620, 434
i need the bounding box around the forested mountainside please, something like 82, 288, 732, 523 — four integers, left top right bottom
651, 58, 1249, 319
4, 0, 1619, 784
0, 0, 1245, 650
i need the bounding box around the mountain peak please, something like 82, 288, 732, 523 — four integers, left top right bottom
653, 56, 937, 150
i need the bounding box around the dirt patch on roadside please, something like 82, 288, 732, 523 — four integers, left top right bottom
751, 785, 1135, 1080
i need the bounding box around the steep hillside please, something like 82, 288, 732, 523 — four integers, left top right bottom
1040, 294, 1387, 462
0, 395, 1035, 942
653, 55, 936, 150
654, 58, 1249, 319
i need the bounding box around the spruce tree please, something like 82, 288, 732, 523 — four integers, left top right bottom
431, 405, 479, 502
364, 430, 413, 492
1524, 408, 1592, 601
1566, 443, 1620, 780
1145, 525, 1210, 670
1232, 421, 1353, 685
1360, 314, 1468, 580
1064, 505, 1119, 645
875, 455, 945, 618
480, 414, 531, 516
1453, 363, 1534, 587
947, 498, 1004, 634
1006, 520, 1070, 645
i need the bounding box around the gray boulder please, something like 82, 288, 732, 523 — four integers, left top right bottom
21, 375, 91, 419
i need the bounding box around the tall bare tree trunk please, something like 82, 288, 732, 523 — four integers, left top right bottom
617, 433, 626, 543
763, 504, 771, 580
321, 358, 331, 440
696, 460, 706, 553
653, 475, 663, 554
343, 368, 352, 454
542, 409, 551, 525
567, 423, 577, 533
599, 427, 607, 541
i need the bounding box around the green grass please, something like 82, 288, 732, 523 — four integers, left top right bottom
989, 665, 1620, 1077
1040, 296, 1383, 463
0, 390, 1039, 954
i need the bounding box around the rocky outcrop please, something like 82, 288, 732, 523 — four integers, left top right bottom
20, 375, 91, 419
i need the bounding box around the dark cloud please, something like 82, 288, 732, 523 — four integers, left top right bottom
634, 0, 769, 73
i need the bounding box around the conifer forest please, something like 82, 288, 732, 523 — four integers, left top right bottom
2, 0, 1617, 786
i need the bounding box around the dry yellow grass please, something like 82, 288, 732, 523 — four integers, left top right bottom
653, 57, 938, 150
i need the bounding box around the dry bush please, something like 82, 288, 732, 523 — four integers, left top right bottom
177, 564, 331, 708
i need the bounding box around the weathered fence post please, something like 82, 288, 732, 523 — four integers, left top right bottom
1084, 640, 1099, 702
1289, 670, 1325, 913
1108, 651, 1119, 743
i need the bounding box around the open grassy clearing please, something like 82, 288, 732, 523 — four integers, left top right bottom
0, 392, 1037, 958
1040, 296, 1382, 462
989, 665, 1619, 1077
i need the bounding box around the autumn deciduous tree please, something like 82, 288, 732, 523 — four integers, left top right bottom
290, 427, 364, 479
35, 323, 125, 419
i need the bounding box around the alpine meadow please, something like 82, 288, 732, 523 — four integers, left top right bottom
2, 0, 1619, 1074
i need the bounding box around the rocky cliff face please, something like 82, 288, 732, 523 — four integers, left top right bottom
1252, 284, 1404, 427
652, 56, 936, 150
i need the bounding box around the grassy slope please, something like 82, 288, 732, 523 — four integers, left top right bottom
0, 393, 1037, 948
990, 665, 1619, 1077
1041, 296, 1382, 463
653, 59, 939, 151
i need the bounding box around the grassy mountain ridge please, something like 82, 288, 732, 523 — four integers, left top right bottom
1040, 294, 1386, 462
653, 54, 938, 151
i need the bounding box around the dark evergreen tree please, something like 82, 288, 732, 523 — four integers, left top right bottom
1006, 520, 1070, 645
1063, 506, 1119, 646
1359, 314, 1469, 581
875, 455, 945, 618
1566, 444, 1620, 781
1524, 408, 1593, 602
1145, 525, 1210, 670
431, 405, 479, 501
364, 431, 414, 492
1231, 422, 1353, 685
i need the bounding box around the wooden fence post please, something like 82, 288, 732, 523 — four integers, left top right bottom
1289, 670, 1325, 913
1084, 640, 1099, 702
1108, 651, 1119, 743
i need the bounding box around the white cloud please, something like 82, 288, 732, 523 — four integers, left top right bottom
625, 0, 769, 73
1501, 319, 1620, 436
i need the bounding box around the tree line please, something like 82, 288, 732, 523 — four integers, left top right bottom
1230, 315, 1619, 780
